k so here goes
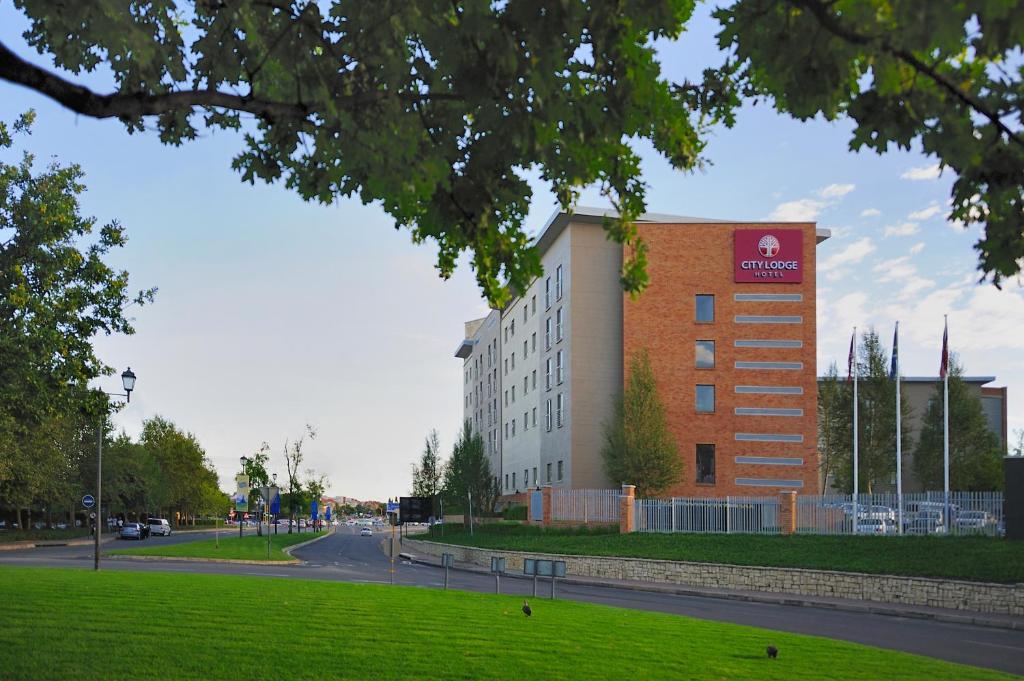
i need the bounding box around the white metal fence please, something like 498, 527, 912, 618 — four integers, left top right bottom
634, 496, 781, 535
796, 491, 1004, 537
551, 488, 620, 523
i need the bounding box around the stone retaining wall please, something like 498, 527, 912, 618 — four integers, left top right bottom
404, 539, 1023, 616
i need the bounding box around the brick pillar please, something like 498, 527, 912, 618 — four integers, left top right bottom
619, 484, 636, 534
779, 491, 796, 535
542, 486, 553, 527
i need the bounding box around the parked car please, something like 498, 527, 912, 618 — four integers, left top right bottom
120, 523, 144, 540
148, 518, 172, 536
360, 527, 373, 537
855, 517, 892, 535
955, 511, 995, 532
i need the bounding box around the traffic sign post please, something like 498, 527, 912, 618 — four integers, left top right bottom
82, 495, 95, 509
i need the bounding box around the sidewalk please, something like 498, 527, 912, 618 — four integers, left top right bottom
401, 550, 1024, 632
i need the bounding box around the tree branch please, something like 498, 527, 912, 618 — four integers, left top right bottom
789, 0, 1024, 150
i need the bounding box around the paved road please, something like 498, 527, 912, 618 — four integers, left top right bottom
2, 526, 1022, 675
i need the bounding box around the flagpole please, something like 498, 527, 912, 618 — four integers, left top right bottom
853, 326, 859, 532
943, 315, 950, 532
895, 321, 902, 535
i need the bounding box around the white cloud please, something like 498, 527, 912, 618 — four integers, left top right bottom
768, 198, 825, 222
819, 183, 855, 199
884, 221, 920, 237
871, 256, 935, 299
909, 242, 925, 255
908, 204, 942, 221
820, 237, 875, 271
860, 208, 881, 218
901, 164, 942, 181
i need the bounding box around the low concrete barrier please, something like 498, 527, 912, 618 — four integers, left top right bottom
404, 538, 1024, 616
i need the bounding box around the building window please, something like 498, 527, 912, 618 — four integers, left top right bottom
545, 399, 552, 431
524, 468, 529, 487
505, 421, 509, 439
545, 358, 552, 390
504, 358, 508, 375
532, 467, 538, 488
555, 308, 563, 342
696, 340, 715, 369
531, 332, 536, 352
524, 411, 528, 431
512, 352, 515, 370
512, 418, 516, 436
504, 390, 508, 406
696, 385, 715, 413
696, 294, 714, 323
505, 473, 509, 490
557, 460, 564, 481
512, 471, 516, 490
524, 339, 528, 356
532, 295, 536, 314
556, 393, 564, 427
545, 318, 551, 349
511, 318, 515, 336
531, 370, 537, 389
545, 277, 551, 309
532, 407, 537, 427
523, 376, 528, 394
556, 350, 564, 384
512, 385, 516, 403
546, 463, 552, 483
523, 306, 527, 323
696, 444, 715, 484
556, 264, 563, 300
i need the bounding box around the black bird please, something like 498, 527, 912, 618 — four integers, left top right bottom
522, 600, 532, 617
766, 645, 778, 659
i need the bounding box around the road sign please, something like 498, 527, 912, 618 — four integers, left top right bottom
82, 495, 95, 509
311, 500, 319, 519
386, 501, 399, 514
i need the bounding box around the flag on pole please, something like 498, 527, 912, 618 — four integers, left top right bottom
890, 322, 899, 379
846, 331, 856, 382
939, 318, 949, 378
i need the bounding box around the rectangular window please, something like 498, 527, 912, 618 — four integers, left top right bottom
512, 418, 516, 436
524, 411, 528, 431
546, 463, 552, 483
557, 460, 564, 481
531, 332, 536, 352
505, 422, 508, 439
556, 350, 564, 384
512, 352, 515, 370
696, 294, 714, 323
556, 264, 563, 300
696, 444, 716, 485
511, 318, 515, 336
523, 376, 528, 394
524, 468, 529, 487
512, 385, 516, 403
532, 407, 537, 427
532, 467, 538, 488
504, 390, 508, 406
545, 399, 552, 431
512, 471, 516, 490
545, 358, 552, 390
531, 370, 537, 389
523, 306, 527, 322
545, 277, 551, 309
524, 339, 528, 356
505, 473, 509, 490
532, 295, 536, 314
696, 385, 715, 413
555, 308, 563, 342
696, 340, 715, 369
556, 393, 564, 427
504, 358, 508, 375
545, 318, 551, 349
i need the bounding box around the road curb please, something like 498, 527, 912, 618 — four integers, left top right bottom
402, 553, 1022, 632
107, 554, 299, 566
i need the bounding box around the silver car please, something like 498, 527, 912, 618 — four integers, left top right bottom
120, 523, 144, 540
148, 518, 172, 536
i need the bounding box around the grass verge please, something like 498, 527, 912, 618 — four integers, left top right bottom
107, 530, 322, 561
0, 566, 1013, 681
423, 524, 1024, 584
0, 528, 93, 543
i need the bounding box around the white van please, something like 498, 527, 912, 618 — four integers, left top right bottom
148, 518, 172, 536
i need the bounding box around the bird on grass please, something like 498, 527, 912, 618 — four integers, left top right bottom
766, 645, 778, 659
522, 600, 532, 617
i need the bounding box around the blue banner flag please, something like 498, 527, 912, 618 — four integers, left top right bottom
325, 505, 332, 521
890, 322, 899, 379
270, 492, 280, 515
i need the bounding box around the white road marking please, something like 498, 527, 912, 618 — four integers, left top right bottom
964, 640, 1022, 651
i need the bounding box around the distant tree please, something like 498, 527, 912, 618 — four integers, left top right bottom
282, 424, 316, 533
1012, 429, 1024, 458
817, 362, 848, 491
601, 350, 681, 497
443, 421, 498, 521
914, 357, 1003, 491
411, 429, 445, 515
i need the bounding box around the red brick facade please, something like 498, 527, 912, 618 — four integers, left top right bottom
623, 222, 820, 497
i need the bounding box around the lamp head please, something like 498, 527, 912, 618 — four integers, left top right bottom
121, 367, 137, 401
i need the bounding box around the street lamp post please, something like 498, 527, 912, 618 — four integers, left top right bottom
95, 368, 137, 571
272, 473, 278, 535
239, 456, 249, 540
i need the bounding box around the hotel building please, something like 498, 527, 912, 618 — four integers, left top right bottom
456, 207, 830, 497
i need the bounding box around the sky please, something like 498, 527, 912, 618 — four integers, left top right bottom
2, 5, 1020, 500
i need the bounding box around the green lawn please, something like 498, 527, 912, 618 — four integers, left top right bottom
424, 524, 1024, 584
107, 530, 322, 561
0, 566, 1013, 681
